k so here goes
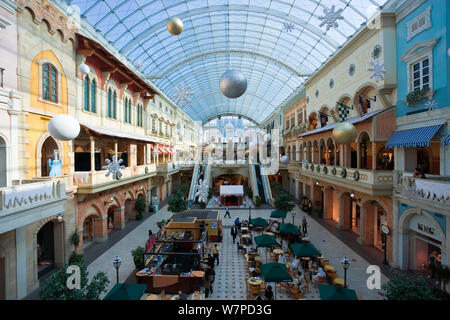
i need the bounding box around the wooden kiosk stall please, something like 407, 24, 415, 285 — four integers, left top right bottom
136, 216, 207, 294
171, 210, 222, 242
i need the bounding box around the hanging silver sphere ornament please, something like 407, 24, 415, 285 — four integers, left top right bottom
78, 62, 90, 75
48, 114, 80, 141
167, 16, 183, 35
280, 155, 289, 165
219, 69, 247, 98
332, 122, 357, 144
264, 133, 271, 142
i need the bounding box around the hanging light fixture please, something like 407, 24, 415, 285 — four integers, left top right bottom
332, 122, 357, 144
78, 62, 90, 75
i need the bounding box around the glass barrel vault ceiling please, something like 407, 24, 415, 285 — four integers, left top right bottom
68, 0, 388, 125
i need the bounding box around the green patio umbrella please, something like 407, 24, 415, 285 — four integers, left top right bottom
250, 217, 269, 227
103, 283, 148, 300
260, 262, 293, 299
254, 234, 280, 262
289, 242, 321, 258
270, 210, 287, 219
318, 284, 358, 300
279, 223, 299, 235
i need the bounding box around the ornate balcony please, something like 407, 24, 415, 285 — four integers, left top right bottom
156, 162, 179, 175
394, 171, 450, 210
0, 179, 67, 233
298, 161, 393, 196
73, 164, 157, 193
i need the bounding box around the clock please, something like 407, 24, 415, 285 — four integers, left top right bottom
381, 224, 390, 235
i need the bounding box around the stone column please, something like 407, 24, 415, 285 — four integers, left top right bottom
15, 226, 27, 299
356, 142, 361, 169
390, 199, 400, 268
114, 207, 125, 229
90, 137, 95, 172
372, 142, 377, 170
95, 215, 108, 242
357, 205, 367, 245
53, 221, 65, 268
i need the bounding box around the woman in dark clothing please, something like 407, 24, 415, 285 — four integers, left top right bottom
264, 285, 274, 300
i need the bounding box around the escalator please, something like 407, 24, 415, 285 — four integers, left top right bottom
253, 164, 266, 204
188, 164, 200, 201
259, 163, 273, 203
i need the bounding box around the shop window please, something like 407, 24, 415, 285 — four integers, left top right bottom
377, 147, 394, 170
90, 79, 96, 113
411, 58, 430, 92
42, 63, 58, 103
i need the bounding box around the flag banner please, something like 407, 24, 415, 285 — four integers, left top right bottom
359, 96, 371, 114
309, 115, 317, 130
337, 102, 351, 122
319, 112, 328, 127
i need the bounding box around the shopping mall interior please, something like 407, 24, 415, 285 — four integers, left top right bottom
0, 0, 449, 302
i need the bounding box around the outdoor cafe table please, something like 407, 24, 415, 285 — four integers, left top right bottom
265, 232, 274, 236
242, 234, 251, 238
248, 278, 262, 286
241, 227, 249, 231
324, 265, 335, 272
333, 278, 345, 286
273, 248, 283, 255
146, 294, 158, 300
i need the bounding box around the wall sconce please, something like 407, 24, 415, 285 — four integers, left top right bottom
104, 194, 114, 206
57, 213, 64, 222
350, 193, 355, 198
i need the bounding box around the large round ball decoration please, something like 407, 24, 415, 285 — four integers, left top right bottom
78, 62, 90, 75
219, 70, 247, 98
167, 16, 183, 35
332, 122, 357, 145
264, 133, 271, 142
280, 155, 289, 165
48, 114, 80, 141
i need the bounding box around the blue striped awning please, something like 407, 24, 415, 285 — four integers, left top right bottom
444, 133, 450, 146
385, 125, 442, 148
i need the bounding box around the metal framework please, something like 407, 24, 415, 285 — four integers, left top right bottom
67, 0, 387, 124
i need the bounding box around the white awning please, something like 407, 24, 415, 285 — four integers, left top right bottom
220, 185, 244, 196
80, 122, 162, 144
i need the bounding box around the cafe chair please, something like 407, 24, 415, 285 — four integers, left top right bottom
289, 286, 299, 298
295, 292, 305, 300
247, 293, 252, 300
251, 285, 261, 297
300, 283, 309, 294
160, 290, 171, 301
358, 296, 364, 300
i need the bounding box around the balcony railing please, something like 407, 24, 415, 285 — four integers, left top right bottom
395, 172, 450, 205
0, 179, 66, 216
156, 162, 179, 174
73, 164, 157, 188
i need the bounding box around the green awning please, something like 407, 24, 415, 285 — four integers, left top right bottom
289, 242, 321, 258
250, 217, 269, 227
279, 223, 299, 235
260, 263, 293, 283
318, 284, 358, 300
270, 210, 287, 218
254, 234, 279, 247
103, 283, 147, 300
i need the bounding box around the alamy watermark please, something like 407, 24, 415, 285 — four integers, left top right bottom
366, 265, 381, 290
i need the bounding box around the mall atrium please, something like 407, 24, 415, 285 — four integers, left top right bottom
0, 0, 449, 302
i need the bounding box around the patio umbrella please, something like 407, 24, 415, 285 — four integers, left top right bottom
270, 210, 287, 219
250, 217, 269, 227
318, 284, 358, 300
289, 242, 321, 258
103, 283, 148, 300
254, 234, 280, 262
279, 223, 299, 235
260, 262, 293, 299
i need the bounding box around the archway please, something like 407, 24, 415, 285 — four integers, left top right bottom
376, 147, 394, 170
326, 138, 335, 166
319, 139, 326, 164
339, 192, 353, 230
312, 141, 319, 164
307, 141, 312, 162
124, 192, 136, 223
37, 221, 55, 278
41, 136, 59, 177
358, 132, 372, 169
0, 136, 6, 187
324, 186, 337, 220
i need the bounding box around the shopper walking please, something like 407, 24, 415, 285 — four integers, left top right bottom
204, 272, 211, 298
224, 207, 231, 218
231, 226, 237, 244
213, 244, 220, 265
302, 216, 308, 234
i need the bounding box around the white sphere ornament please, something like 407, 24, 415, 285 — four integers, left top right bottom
48, 114, 80, 141
167, 16, 183, 35
78, 62, 90, 75
332, 122, 357, 145
280, 155, 289, 165
219, 69, 247, 98
264, 133, 271, 142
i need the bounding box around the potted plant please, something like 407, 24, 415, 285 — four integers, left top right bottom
405, 87, 430, 106
255, 195, 261, 208
134, 196, 146, 220
131, 246, 145, 270
168, 191, 187, 212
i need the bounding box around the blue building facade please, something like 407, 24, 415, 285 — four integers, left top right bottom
388, 0, 450, 278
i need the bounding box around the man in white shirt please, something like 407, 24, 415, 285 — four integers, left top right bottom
291, 257, 300, 270
278, 254, 287, 264
312, 267, 326, 285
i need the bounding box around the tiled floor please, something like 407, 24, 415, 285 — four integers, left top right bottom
87, 205, 388, 300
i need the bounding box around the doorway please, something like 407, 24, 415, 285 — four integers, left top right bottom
41, 136, 58, 177
37, 221, 55, 278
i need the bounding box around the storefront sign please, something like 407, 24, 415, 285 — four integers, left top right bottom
210, 222, 218, 229
417, 223, 435, 235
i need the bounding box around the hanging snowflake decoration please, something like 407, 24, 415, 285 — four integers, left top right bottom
103, 155, 125, 180
172, 82, 194, 107
134, 59, 144, 70
425, 99, 438, 111
194, 178, 209, 204
282, 21, 295, 32
368, 58, 386, 82
318, 5, 344, 31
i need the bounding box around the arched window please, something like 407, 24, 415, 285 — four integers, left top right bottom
42, 63, 58, 102
113, 91, 117, 119
124, 97, 128, 123
90, 79, 96, 113
83, 76, 90, 111
128, 99, 132, 124
152, 118, 156, 132
107, 89, 112, 118
137, 104, 143, 127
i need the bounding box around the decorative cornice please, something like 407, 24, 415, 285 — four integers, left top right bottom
395, 0, 427, 23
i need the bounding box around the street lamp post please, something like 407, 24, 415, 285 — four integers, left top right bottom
340, 257, 350, 288
291, 210, 296, 224
248, 206, 252, 222
113, 256, 122, 284
381, 224, 390, 265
